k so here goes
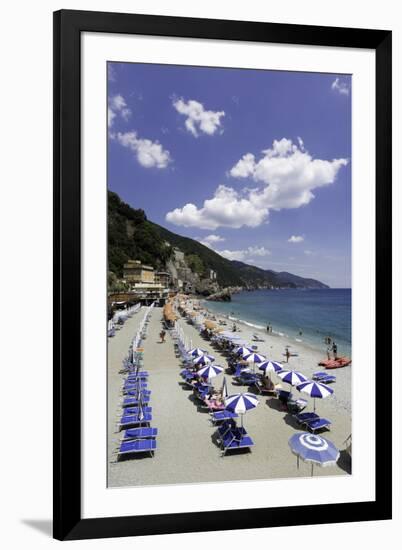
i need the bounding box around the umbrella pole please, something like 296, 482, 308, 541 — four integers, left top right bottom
311, 463, 314, 477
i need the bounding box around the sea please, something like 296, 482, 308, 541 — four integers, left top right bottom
203, 288, 351, 357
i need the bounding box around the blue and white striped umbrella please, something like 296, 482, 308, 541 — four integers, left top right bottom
197, 364, 224, 380
297, 380, 334, 411
243, 352, 266, 364
235, 346, 254, 357
289, 432, 340, 476
277, 369, 308, 386
259, 360, 283, 377
225, 392, 259, 427
193, 354, 215, 366
187, 347, 207, 357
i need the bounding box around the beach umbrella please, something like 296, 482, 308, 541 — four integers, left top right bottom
235, 346, 254, 358
259, 360, 283, 380
277, 370, 308, 398
221, 377, 229, 399
187, 347, 207, 357
289, 432, 340, 476
193, 354, 215, 367
197, 364, 224, 381
243, 352, 266, 373
224, 392, 259, 428
297, 380, 334, 412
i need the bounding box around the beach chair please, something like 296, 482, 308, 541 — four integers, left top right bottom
118, 412, 152, 430
122, 396, 150, 408
277, 389, 292, 405
302, 417, 331, 433
122, 427, 158, 441
117, 438, 157, 459
293, 411, 320, 424
221, 432, 254, 456
312, 371, 336, 383
125, 389, 151, 398
254, 379, 280, 395
210, 410, 239, 424
217, 420, 246, 441
123, 382, 148, 392
124, 406, 152, 415
286, 398, 308, 415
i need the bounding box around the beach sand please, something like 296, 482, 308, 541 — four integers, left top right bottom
108, 306, 351, 488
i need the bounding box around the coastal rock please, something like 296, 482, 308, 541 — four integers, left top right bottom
206, 289, 232, 302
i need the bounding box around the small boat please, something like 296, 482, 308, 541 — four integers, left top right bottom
319, 356, 352, 369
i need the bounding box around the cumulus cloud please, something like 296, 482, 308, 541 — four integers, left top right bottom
173, 98, 225, 137
116, 131, 171, 169
331, 78, 350, 96
166, 138, 348, 230
200, 234, 226, 247
166, 185, 268, 230
288, 235, 304, 243
217, 246, 270, 262
108, 94, 131, 128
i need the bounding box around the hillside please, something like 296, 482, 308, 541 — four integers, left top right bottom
108, 191, 329, 289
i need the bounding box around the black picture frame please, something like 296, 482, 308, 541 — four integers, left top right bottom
53, 9, 392, 541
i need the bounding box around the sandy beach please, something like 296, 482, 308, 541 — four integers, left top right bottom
108, 304, 351, 488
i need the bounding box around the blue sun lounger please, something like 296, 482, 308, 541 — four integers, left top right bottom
122, 427, 158, 440
124, 406, 152, 415
302, 417, 331, 433
313, 371, 336, 383
123, 382, 148, 392
294, 412, 320, 424
118, 438, 157, 459
119, 412, 152, 430
210, 410, 239, 424
221, 432, 254, 456
122, 396, 150, 407
125, 388, 151, 396
217, 420, 246, 440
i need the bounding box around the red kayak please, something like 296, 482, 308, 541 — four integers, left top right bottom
319, 357, 352, 369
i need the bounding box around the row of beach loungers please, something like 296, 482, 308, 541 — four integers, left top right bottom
114, 305, 158, 461
108, 303, 142, 338
173, 328, 256, 457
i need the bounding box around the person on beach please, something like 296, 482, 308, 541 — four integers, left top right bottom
326, 346, 331, 360
332, 341, 338, 359
285, 347, 291, 363
159, 329, 166, 343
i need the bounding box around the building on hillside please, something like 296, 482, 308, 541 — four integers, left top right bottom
123, 260, 155, 285
155, 271, 170, 288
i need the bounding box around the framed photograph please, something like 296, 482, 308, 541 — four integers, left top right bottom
53, 9, 392, 541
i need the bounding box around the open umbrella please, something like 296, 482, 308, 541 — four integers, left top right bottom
197, 364, 224, 381
193, 354, 215, 367
235, 346, 254, 358
289, 432, 340, 476
277, 370, 308, 399
297, 380, 334, 412
243, 352, 266, 374
259, 360, 283, 381
187, 347, 207, 357
224, 392, 259, 428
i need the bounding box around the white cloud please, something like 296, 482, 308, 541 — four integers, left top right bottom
108, 94, 131, 128
167, 138, 348, 230
288, 235, 304, 243
217, 246, 270, 262
116, 131, 171, 169
166, 185, 268, 230
331, 78, 350, 96
173, 98, 225, 137
200, 234, 226, 247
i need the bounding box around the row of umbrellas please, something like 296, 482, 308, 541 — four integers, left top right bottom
187, 343, 339, 475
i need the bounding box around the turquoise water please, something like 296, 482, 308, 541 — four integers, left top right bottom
204, 288, 351, 356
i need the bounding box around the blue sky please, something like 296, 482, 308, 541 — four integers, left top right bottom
108, 62, 351, 288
